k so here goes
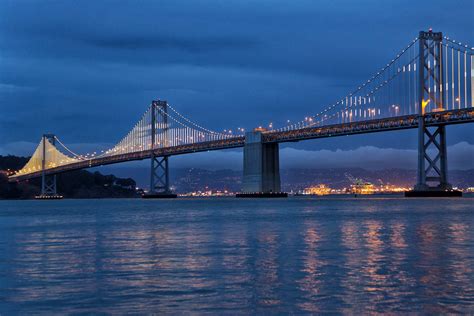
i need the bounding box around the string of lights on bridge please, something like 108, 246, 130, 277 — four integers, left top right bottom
273, 34, 473, 132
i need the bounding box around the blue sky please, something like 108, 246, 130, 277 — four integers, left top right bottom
0, 0, 473, 169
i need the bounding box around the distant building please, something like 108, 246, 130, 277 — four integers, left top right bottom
303, 184, 332, 196
350, 182, 375, 195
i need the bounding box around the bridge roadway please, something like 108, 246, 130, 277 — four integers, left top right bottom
9, 108, 474, 182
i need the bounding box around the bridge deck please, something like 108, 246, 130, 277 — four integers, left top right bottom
9, 108, 474, 182
9, 137, 245, 182
264, 108, 474, 143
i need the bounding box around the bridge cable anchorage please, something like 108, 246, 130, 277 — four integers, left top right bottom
276, 37, 420, 131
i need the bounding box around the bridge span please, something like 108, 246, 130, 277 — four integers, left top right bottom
10, 108, 474, 183
8, 30, 474, 197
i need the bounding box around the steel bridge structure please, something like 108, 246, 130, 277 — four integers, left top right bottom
9, 30, 474, 197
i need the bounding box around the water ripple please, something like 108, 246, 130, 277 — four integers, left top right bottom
0, 197, 473, 313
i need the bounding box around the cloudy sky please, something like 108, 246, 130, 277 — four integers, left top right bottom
0, 0, 473, 170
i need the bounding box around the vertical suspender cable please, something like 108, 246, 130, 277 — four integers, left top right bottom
471, 54, 474, 107
413, 57, 416, 113
387, 61, 390, 114
139, 117, 142, 150
147, 111, 150, 150
132, 125, 135, 152
458, 50, 461, 109
445, 44, 448, 108
452, 48, 455, 109
464, 50, 467, 108
400, 59, 403, 115
147, 106, 150, 150
409, 47, 412, 114
398, 56, 401, 114
429, 53, 433, 112
438, 42, 442, 109
400, 60, 403, 115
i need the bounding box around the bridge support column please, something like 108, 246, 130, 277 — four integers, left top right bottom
36, 134, 62, 199
237, 130, 287, 197
40, 174, 58, 196
143, 155, 176, 198
143, 100, 177, 198
406, 123, 460, 197
406, 30, 461, 197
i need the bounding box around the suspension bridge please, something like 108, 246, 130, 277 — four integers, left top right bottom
8, 30, 474, 198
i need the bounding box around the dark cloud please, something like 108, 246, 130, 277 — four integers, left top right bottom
85, 34, 260, 53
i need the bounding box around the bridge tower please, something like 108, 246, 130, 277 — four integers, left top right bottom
237, 129, 287, 197
37, 134, 62, 199
407, 30, 461, 197
143, 100, 177, 198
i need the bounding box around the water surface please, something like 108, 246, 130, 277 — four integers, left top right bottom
1, 197, 473, 313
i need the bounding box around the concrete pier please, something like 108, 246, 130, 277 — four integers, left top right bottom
237, 130, 287, 197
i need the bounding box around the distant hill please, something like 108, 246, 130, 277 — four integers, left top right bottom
101, 166, 474, 193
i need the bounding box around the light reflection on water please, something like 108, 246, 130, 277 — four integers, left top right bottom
0, 197, 473, 313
